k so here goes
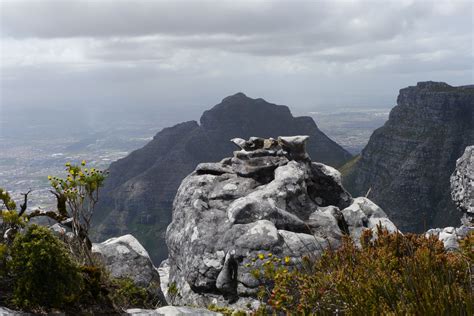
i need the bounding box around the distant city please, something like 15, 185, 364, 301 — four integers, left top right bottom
0, 105, 389, 212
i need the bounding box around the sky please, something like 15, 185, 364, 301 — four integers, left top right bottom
0, 0, 473, 117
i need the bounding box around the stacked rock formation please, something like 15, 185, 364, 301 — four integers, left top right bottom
165, 136, 396, 308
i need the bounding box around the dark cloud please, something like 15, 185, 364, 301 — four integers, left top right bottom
0, 0, 472, 113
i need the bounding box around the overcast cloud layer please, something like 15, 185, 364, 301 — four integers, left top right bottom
0, 0, 472, 115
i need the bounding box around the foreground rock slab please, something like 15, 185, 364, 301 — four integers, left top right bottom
166, 136, 396, 308
127, 306, 222, 316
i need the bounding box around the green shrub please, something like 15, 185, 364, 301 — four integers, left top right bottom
9, 225, 83, 310
110, 277, 156, 309
254, 228, 473, 315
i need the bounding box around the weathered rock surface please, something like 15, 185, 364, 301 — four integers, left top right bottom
426, 146, 474, 250
425, 226, 472, 250
0, 307, 27, 315
127, 306, 222, 316
93, 93, 352, 263
451, 146, 474, 224
92, 234, 166, 305
343, 82, 474, 232
166, 136, 395, 308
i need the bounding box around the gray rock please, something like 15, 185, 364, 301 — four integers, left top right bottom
127, 306, 222, 316
341, 197, 398, 245
230, 138, 246, 150
158, 259, 170, 301
166, 136, 395, 308
451, 145, 474, 224
0, 307, 28, 315
278, 135, 310, 160
426, 226, 473, 250
92, 234, 166, 305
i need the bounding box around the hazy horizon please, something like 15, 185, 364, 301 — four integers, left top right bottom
1, 0, 472, 120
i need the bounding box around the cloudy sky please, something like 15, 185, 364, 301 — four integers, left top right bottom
0, 0, 472, 116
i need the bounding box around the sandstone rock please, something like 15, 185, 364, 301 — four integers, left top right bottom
341, 197, 398, 245
451, 145, 474, 224
425, 226, 473, 250
158, 259, 170, 301
93, 93, 352, 263
166, 136, 395, 308
92, 234, 166, 305
343, 82, 474, 232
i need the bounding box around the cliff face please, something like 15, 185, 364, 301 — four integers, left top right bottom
343, 82, 474, 232
93, 93, 352, 263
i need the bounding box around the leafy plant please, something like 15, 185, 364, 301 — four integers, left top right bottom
0, 188, 29, 245
29, 161, 107, 264
9, 225, 83, 310
111, 277, 158, 309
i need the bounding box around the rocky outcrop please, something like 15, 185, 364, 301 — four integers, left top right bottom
343, 82, 474, 232
451, 146, 474, 224
93, 93, 352, 263
426, 146, 474, 250
166, 136, 395, 308
92, 234, 167, 306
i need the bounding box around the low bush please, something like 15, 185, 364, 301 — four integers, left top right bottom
253, 227, 473, 315
9, 225, 83, 310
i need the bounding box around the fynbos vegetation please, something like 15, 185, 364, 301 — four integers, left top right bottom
252, 227, 473, 315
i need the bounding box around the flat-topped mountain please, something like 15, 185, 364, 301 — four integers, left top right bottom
92, 93, 352, 262
343, 82, 474, 232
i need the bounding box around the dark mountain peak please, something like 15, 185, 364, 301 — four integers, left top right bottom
200, 94, 292, 130
222, 92, 249, 102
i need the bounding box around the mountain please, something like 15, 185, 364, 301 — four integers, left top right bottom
92, 93, 352, 263
342, 82, 474, 232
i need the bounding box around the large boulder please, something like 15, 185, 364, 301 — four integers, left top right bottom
427, 146, 474, 249
166, 136, 396, 308
92, 234, 166, 305
451, 146, 474, 224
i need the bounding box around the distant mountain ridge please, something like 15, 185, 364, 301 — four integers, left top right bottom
92, 93, 352, 262
342, 81, 474, 232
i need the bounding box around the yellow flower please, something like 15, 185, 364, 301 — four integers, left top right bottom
47, 175, 52, 180
258, 253, 265, 260
81, 160, 86, 166
284, 256, 291, 264
65, 162, 71, 167
267, 253, 273, 257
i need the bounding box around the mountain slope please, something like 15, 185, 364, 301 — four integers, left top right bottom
93, 93, 352, 262
343, 82, 474, 232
